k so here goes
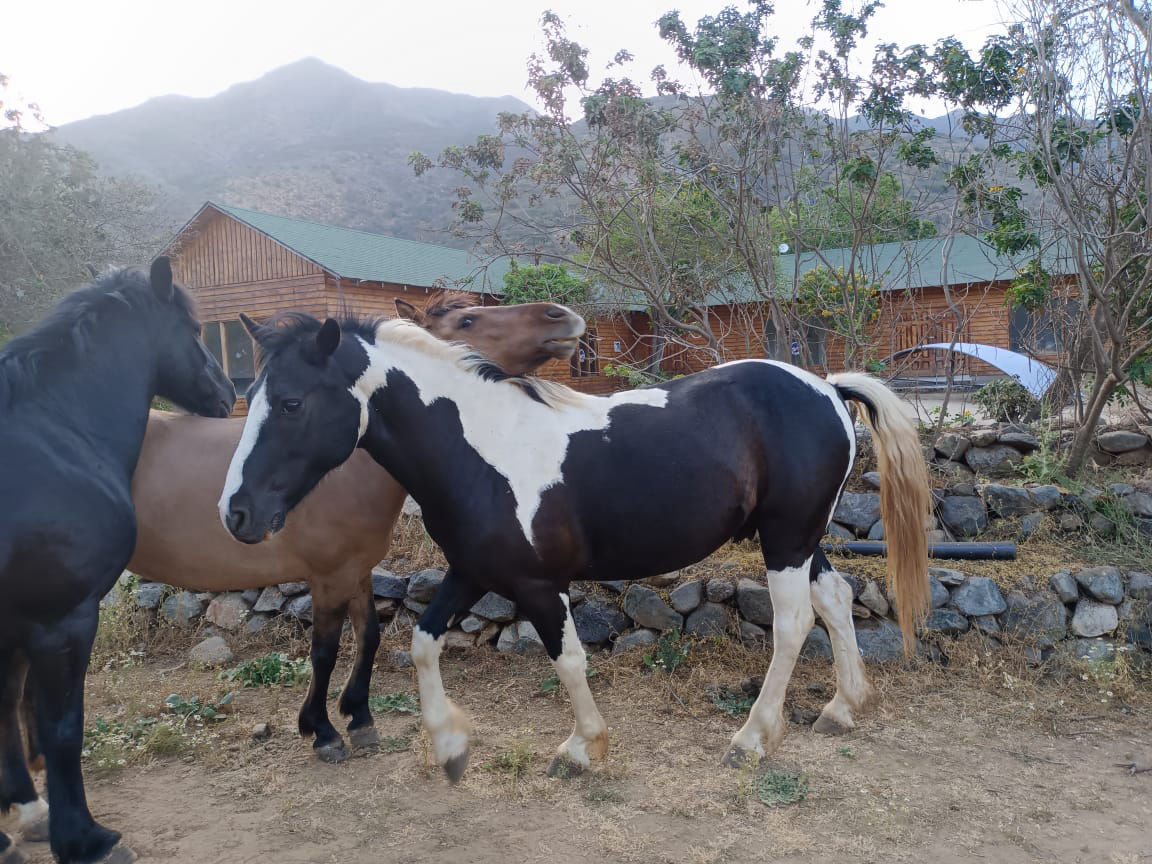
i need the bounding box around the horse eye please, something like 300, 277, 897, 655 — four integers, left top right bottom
458, 316, 474, 329
282, 399, 303, 415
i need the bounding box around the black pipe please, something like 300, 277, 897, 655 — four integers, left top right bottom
822, 541, 1017, 561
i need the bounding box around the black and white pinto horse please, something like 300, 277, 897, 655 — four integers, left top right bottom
220, 314, 931, 781
0, 260, 235, 864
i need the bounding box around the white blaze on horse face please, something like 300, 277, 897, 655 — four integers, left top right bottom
352, 333, 669, 547
217, 380, 270, 527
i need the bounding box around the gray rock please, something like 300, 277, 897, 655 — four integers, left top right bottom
928, 577, 950, 609
286, 595, 314, 623
1075, 566, 1125, 604
442, 631, 475, 651
134, 582, 167, 610
374, 598, 398, 618
984, 484, 1034, 517
924, 609, 969, 634
855, 618, 909, 663
1030, 485, 1063, 511
161, 591, 208, 628
572, 597, 631, 644
1049, 571, 1079, 604
278, 581, 309, 597
862, 471, 883, 490
1071, 599, 1118, 638
401, 496, 422, 517
1121, 491, 1152, 518
189, 636, 233, 668
1018, 512, 1045, 539
1075, 638, 1116, 662
685, 602, 730, 637
934, 432, 971, 461
1059, 513, 1085, 533
371, 568, 407, 600
1109, 483, 1135, 497
1117, 599, 1134, 622
251, 722, 272, 742
965, 445, 1023, 477
244, 613, 271, 636
389, 649, 414, 670
833, 492, 883, 536
937, 496, 988, 537
859, 581, 889, 616
1089, 514, 1116, 538
613, 629, 658, 654
403, 597, 428, 615
602, 580, 630, 594
974, 615, 1000, 633
240, 589, 261, 606
736, 578, 774, 627
470, 592, 517, 623
739, 620, 768, 643
969, 427, 1000, 447
840, 571, 862, 599
568, 585, 586, 605
1001, 595, 1067, 647
950, 482, 979, 498
1128, 602, 1152, 650
511, 621, 546, 655
622, 585, 683, 631
496, 625, 517, 653
669, 580, 704, 615
705, 578, 736, 603
205, 593, 250, 631
1097, 430, 1150, 454
827, 522, 856, 542
934, 459, 976, 479
1128, 571, 1152, 600
930, 567, 967, 587
950, 577, 1007, 616
867, 520, 885, 541
407, 569, 446, 603
800, 625, 833, 660
998, 430, 1041, 452
459, 615, 486, 634
254, 586, 286, 614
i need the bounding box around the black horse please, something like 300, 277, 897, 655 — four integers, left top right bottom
0, 259, 235, 864
220, 314, 931, 783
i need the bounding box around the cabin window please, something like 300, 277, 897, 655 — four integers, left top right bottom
1009, 300, 1078, 354
202, 320, 256, 391
765, 318, 825, 365
805, 320, 827, 366
570, 329, 599, 378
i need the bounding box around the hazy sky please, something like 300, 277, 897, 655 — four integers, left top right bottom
3, 0, 1008, 126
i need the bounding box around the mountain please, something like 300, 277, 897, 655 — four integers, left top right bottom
52, 58, 532, 246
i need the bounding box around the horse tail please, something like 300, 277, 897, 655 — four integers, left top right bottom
827, 372, 931, 656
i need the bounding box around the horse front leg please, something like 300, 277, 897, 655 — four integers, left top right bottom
515, 589, 608, 778
338, 574, 382, 749
809, 561, 873, 736
297, 584, 350, 764
724, 558, 815, 768
412, 569, 484, 783
0, 652, 48, 844
27, 600, 132, 864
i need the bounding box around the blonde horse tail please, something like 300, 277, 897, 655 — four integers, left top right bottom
828, 372, 931, 656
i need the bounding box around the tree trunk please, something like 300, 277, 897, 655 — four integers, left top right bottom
1065, 374, 1116, 477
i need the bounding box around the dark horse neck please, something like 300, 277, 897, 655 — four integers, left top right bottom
3, 314, 162, 478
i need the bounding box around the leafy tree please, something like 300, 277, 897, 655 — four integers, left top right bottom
0, 74, 165, 334
500, 261, 588, 306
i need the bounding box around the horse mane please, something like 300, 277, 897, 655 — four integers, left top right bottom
423, 290, 478, 318
0, 267, 198, 405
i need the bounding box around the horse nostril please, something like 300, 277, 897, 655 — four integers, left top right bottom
226, 505, 249, 537
544, 305, 568, 320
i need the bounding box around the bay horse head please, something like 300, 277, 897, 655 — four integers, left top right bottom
395, 291, 584, 372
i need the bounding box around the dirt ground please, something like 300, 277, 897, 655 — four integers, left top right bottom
4, 624, 1150, 864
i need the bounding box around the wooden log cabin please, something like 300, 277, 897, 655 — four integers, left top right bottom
167, 203, 1075, 411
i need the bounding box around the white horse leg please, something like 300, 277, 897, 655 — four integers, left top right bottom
724, 560, 814, 766
411, 626, 471, 782
810, 568, 874, 735
16, 797, 49, 842
548, 595, 609, 777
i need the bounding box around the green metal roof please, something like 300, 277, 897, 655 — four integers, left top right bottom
205, 202, 511, 291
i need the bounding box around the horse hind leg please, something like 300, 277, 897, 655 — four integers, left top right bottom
338, 577, 382, 750
724, 556, 815, 768
0, 652, 48, 843
809, 555, 873, 736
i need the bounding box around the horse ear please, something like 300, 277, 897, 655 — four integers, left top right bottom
316, 318, 341, 357
150, 257, 174, 301
394, 298, 426, 326
239, 313, 261, 340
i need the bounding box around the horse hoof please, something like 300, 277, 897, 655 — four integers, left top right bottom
349, 726, 380, 749
315, 740, 349, 764
0, 844, 28, 864
812, 714, 851, 737
547, 755, 585, 779
96, 843, 138, 864
20, 812, 50, 843
722, 746, 761, 770
442, 751, 470, 784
